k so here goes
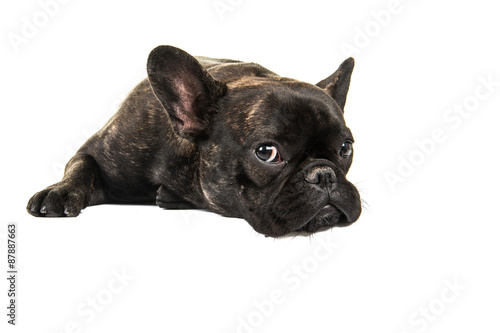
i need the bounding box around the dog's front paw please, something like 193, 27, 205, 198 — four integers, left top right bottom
27, 182, 87, 217
156, 185, 195, 209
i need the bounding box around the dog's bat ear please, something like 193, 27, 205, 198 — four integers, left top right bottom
147, 45, 227, 140
316, 57, 354, 112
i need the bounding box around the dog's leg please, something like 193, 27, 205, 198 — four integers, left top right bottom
27, 153, 106, 217
156, 185, 195, 209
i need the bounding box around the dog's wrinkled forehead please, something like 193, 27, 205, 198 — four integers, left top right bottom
223, 79, 346, 144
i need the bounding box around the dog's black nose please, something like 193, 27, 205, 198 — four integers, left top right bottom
304, 166, 336, 187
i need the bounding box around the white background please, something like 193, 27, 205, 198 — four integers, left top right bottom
1, 0, 499, 332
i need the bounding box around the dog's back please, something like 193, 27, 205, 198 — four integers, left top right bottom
196, 56, 278, 82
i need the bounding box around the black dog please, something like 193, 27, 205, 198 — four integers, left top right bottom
27, 46, 361, 237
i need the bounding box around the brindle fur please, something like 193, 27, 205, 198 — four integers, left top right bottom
27, 46, 361, 237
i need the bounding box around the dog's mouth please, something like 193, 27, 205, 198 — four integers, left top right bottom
316, 203, 338, 219
294, 203, 353, 234
239, 183, 361, 237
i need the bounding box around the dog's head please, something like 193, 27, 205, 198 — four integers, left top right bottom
147, 46, 361, 237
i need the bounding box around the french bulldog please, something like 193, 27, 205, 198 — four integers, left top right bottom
27, 45, 361, 237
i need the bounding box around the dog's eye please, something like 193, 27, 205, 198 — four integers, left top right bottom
339, 141, 353, 158
255, 145, 282, 163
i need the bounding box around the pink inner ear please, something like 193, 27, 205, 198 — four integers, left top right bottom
173, 79, 204, 134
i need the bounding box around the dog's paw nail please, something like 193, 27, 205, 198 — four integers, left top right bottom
40, 206, 47, 214
30, 205, 37, 212
64, 207, 69, 215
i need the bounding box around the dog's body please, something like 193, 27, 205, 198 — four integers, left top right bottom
27, 46, 361, 237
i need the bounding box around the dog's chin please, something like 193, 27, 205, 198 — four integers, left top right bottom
257, 204, 353, 238
294, 204, 347, 233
